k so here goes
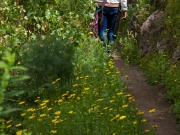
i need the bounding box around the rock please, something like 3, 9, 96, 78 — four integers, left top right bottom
171, 48, 180, 64
139, 10, 166, 54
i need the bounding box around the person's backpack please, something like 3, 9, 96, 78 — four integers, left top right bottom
89, 1, 106, 38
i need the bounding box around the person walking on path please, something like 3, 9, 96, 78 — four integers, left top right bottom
94, 0, 128, 49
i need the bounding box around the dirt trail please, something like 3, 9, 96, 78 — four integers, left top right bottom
113, 53, 180, 135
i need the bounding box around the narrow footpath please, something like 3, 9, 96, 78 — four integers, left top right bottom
113, 53, 180, 135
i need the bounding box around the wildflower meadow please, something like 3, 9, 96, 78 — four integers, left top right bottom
0, 0, 180, 135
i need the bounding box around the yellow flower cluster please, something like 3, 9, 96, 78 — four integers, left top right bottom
50, 130, 57, 134
110, 114, 126, 121
84, 88, 90, 91
149, 109, 156, 113
18, 101, 25, 105
52, 78, 61, 84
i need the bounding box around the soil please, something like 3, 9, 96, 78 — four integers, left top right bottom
112, 53, 180, 135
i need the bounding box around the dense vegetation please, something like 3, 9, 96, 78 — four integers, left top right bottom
0, 0, 179, 134
119, 0, 180, 128
0, 0, 155, 135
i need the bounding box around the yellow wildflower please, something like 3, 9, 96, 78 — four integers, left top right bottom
52, 119, 58, 123
149, 109, 156, 113
26, 108, 36, 112
7, 125, 12, 128
62, 93, 68, 97
6, 120, 12, 123
18, 101, 25, 105
97, 98, 103, 102
137, 110, 144, 115
55, 116, 59, 119
119, 116, 126, 120
47, 108, 52, 111
73, 84, 78, 87
68, 94, 76, 99
88, 32, 93, 35
115, 114, 120, 118
16, 123, 22, 127
69, 111, 73, 114
16, 130, 23, 135
50, 130, 57, 134
88, 108, 93, 113
40, 114, 46, 117
141, 119, 146, 122
21, 113, 26, 117
43, 100, 49, 103
128, 96, 135, 101
110, 100, 114, 103
58, 99, 63, 103
145, 130, 149, 132
52, 81, 56, 84
68, 36, 73, 39
23, 129, 27, 132
56, 78, 61, 81
55, 111, 61, 115
117, 92, 123, 95
107, 72, 111, 74
125, 94, 131, 97
84, 88, 90, 91
52, 119, 59, 124
34, 99, 39, 102
122, 104, 128, 108
152, 125, 158, 128
28, 115, 35, 119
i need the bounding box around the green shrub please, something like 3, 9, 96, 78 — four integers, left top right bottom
0, 51, 29, 135
140, 44, 171, 85
21, 36, 75, 100
172, 101, 180, 122
164, 0, 180, 48
119, 31, 142, 65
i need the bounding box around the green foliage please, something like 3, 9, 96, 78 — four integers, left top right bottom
162, 64, 180, 121
119, 0, 180, 127
164, 65, 180, 102
140, 43, 171, 85
0, 0, 158, 134
172, 101, 180, 122
0, 0, 92, 61
12, 37, 154, 135
20, 36, 75, 101
119, 31, 142, 65
0, 51, 29, 134
164, 0, 180, 47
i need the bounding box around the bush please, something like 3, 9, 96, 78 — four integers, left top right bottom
21, 36, 75, 100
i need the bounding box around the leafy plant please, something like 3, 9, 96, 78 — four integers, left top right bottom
119, 31, 142, 65
140, 43, 171, 85
20, 36, 75, 101
164, 0, 180, 48
14, 37, 155, 135
0, 0, 161, 134
0, 51, 29, 134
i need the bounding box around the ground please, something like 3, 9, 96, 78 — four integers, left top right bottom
113, 53, 180, 135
